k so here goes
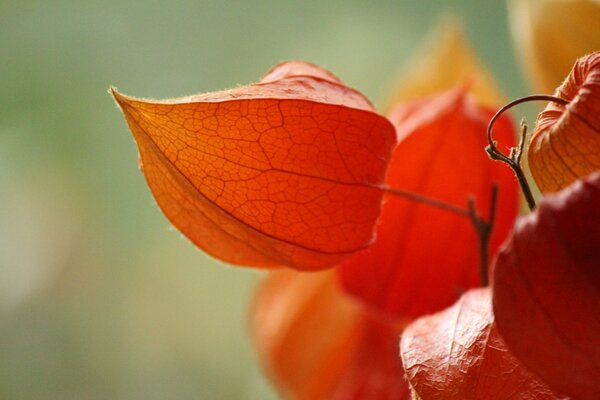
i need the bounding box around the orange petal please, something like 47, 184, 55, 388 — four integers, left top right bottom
251, 270, 409, 400
401, 288, 561, 400
493, 172, 600, 399
384, 17, 504, 110
509, 0, 600, 93
528, 51, 600, 192
112, 61, 396, 270
339, 89, 519, 318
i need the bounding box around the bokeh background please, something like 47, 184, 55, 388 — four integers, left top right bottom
1, 1, 528, 399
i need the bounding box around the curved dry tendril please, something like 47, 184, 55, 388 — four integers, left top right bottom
383, 184, 498, 287
486, 95, 569, 211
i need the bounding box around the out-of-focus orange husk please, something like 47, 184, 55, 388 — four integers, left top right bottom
509, 0, 600, 93
384, 16, 505, 110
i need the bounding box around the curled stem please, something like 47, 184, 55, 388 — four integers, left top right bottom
486, 94, 569, 211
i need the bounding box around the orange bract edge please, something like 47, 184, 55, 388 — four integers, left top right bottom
528, 51, 600, 193
111, 61, 397, 270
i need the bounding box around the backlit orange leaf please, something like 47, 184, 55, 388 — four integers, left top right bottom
528, 51, 600, 193
509, 0, 600, 93
400, 288, 561, 400
251, 269, 409, 400
492, 172, 600, 400
339, 89, 518, 318
112, 61, 396, 270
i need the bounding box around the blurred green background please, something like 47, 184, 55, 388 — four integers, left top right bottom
1, 1, 527, 399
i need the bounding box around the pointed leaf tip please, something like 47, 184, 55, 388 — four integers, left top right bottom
109, 87, 134, 112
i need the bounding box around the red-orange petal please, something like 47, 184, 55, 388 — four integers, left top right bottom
528, 51, 600, 192
493, 172, 600, 400
339, 89, 518, 318
112, 61, 396, 270
401, 288, 561, 400
251, 269, 409, 400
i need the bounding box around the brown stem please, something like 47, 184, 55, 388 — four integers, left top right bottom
466, 184, 498, 286
486, 94, 569, 211
383, 184, 499, 287
382, 186, 470, 217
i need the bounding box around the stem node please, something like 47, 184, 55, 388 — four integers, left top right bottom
487, 94, 569, 211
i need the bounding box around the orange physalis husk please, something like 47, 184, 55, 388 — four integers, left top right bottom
251, 270, 410, 400
400, 288, 562, 400
339, 88, 518, 319
112, 61, 396, 270
493, 172, 600, 400
528, 51, 600, 193
385, 16, 504, 110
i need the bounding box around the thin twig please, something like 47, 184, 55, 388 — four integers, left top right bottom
486, 94, 569, 211
384, 183, 499, 287
515, 119, 527, 165
382, 185, 470, 217
466, 184, 498, 287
